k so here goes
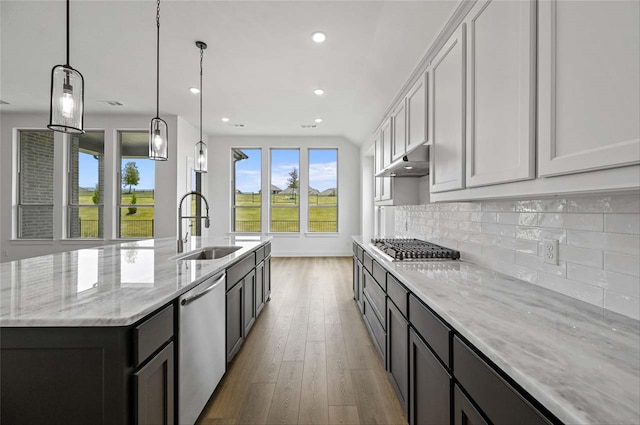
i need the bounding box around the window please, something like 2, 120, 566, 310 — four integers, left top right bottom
68, 131, 104, 238
270, 149, 300, 232
232, 148, 262, 232
308, 149, 338, 232
118, 131, 155, 238
17, 130, 55, 239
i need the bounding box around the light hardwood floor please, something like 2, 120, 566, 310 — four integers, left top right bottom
198, 257, 407, 425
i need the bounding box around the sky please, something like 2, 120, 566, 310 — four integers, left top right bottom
234, 149, 337, 193
78, 153, 155, 190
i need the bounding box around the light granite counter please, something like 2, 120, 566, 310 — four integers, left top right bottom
0, 236, 271, 327
353, 236, 640, 425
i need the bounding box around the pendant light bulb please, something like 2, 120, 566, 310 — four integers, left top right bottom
194, 41, 208, 173
149, 0, 168, 161
48, 0, 84, 134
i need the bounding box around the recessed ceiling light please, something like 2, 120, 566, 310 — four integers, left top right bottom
311, 32, 326, 43
404, 166, 414, 170
314, 89, 324, 96
189, 87, 200, 94
221, 117, 230, 122
315, 118, 323, 123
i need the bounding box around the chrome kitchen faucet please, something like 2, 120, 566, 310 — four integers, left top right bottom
177, 191, 210, 253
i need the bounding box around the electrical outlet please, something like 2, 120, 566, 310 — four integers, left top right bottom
543, 239, 559, 265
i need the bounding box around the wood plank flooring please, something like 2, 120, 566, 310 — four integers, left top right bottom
198, 257, 406, 425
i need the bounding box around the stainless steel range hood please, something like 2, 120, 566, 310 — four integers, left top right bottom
375, 144, 429, 177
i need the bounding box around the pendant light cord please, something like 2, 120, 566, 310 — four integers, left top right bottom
66, 0, 70, 65
200, 47, 203, 142
156, 0, 161, 118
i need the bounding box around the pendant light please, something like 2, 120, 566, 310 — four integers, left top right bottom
194, 41, 208, 173
149, 0, 168, 161
48, 0, 84, 134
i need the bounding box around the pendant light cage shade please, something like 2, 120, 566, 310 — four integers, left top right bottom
194, 141, 208, 173
48, 65, 84, 134
149, 117, 168, 161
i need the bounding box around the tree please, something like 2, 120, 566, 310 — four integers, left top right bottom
92, 184, 100, 204
122, 162, 140, 193
287, 167, 299, 190
128, 193, 137, 215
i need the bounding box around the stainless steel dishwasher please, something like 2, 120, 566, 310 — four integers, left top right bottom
179, 271, 226, 425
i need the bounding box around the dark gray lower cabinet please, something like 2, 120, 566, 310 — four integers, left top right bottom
454, 384, 487, 425
134, 342, 174, 425
256, 261, 265, 316
409, 328, 451, 425
387, 300, 409, 417
226, 279, 244, 363
243, 270, 256, 335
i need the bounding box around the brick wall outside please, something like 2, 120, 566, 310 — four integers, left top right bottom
19, 131, 54, 238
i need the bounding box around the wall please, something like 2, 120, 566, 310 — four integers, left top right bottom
205, 135, 360, 256
0, 112, 190, 262
394, 193, 640, 319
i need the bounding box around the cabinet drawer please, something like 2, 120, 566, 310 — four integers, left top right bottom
453, 337, 551, 425
363, 252, 374, 273
372, 261, 387, 291
409, 295, 451, 368
363, 293, 386, 362
387, 274, 408, 317
363, 270, 386, 330
227, 254, 255, 291
265, 242, 271, 257
134, 304, 174, 367
256, 246, 265, 264
352, 242, 358, 256
357, 245, 364, 263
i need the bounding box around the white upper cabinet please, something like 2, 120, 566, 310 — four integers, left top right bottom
538, 0, 640, 176
407, 72, 428, 152
374, 132, 383, 174
392, 101, 407, 161
381, 117, 393, 169
430, 25, 467, 193
465, 0, 536, 188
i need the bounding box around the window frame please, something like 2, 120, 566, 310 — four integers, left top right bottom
66, 130, 105, 239
307, 148, 339, 233
269, 148, 301, 233
117, 130, 155, 239
16, 129, 55, 239
231, 148, 262, 233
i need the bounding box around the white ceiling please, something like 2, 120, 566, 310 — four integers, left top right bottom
1, 0, 457, 144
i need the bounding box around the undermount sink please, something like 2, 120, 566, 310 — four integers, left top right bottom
177, 246, 242, 261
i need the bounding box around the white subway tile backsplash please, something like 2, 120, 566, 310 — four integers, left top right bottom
496, 212, 537, 226
604, 291, 640, 320
567, 264, 640, 298
515, 252, 567, 277
537, 273, 604, 306
604, 252, 640, 277
395, 193, 640, 319
537, 213, 604, 232
605, 214, 640, 235
557, 245, 603, 269
567, 230, 640, 255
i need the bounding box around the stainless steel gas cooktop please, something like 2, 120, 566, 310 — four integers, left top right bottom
370, 238, 461, 261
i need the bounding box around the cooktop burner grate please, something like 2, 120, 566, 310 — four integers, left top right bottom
370, 238, 461, 261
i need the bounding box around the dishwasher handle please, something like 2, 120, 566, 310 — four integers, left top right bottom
180, 273, 226, 306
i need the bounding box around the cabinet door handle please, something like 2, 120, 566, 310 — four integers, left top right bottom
181, 273, 225, 306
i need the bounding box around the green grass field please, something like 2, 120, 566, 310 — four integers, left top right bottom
234, 193, 337, 232
74, 191, 337, 237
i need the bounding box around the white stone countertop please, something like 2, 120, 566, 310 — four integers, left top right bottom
353, 236, 639, 425
0, 236, 271, 327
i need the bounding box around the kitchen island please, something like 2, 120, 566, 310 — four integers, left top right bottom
352, 236, 640, 425
0, 236, 272, 425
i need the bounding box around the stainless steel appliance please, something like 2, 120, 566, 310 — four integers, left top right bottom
370, 238, 461, 261
179, 272, 226, 425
